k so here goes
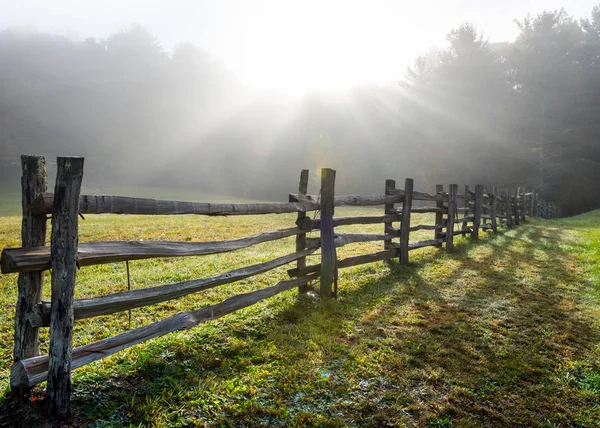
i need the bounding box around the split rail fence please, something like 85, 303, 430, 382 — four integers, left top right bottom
0, 155, 559, 418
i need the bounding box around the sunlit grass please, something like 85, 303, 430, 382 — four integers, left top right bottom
1, 208, 599, 426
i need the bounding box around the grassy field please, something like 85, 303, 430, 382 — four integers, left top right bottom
0, 207, 599, 426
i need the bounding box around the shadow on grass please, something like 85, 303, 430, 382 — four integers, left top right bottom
2, 221, 598, 426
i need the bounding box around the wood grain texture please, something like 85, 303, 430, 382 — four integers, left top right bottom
2, 228, 302, 274
48, 157, 84, 419
11, 273, 319, 390
31, 249, 317, 327
30, 192, 319, 216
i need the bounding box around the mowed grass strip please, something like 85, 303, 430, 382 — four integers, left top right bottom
0, 208, 599, 426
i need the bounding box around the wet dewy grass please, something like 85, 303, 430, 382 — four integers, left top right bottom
1, 209, 600, 426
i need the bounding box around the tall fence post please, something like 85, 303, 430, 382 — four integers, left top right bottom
384, 179, 396, 262
491, 186, 498, 233
434, 184, 444, 247
48, 157, 84, 419
319, 168, 337, 298
521, 187, 526, 220
294, 169, 309, 293
513, 190, 520, 225
13, 155, 48, 395
446, 184, 457, 252
461, 185, 470, 231
505, 190, 513, 229
399, 178, 413, 265
472, 184, 483, 239
531, 190, 536, 218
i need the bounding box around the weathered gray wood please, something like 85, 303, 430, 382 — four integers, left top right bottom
1, 228, 302, 274
290, 192, 403, 207
294, 170, 310, 293
31, 249, 317, 327
11, 272, 319, 390
491, 187, 498, 233
409, 224, 439, 232
531, 190, 536, 218
31, 193, 319, 216
392, 207, 447, 214
288, 249, 398, 277
434, 185, 444, 247
319, 168, 337, 298
409, 239, 444, 250
384, 179, 396, 261
48, 157, 84, 419
505, 190, 513, 229
462, 185, 470, 231
309, 214, 401, 230
399, 178, 413, 265
446, 184, 457, 252
306, 233, 394, 250
13, 156, 48, 396
472, 184, 483, 239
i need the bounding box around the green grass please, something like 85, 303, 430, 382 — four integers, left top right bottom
1, 208, 600, 426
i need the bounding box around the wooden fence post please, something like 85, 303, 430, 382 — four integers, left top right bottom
319, 168, 337, 298
521, 187, 526, 220
48, 157, 84, 419
531, 190, 536, 218
294, 170, 309, 292
472, 184, 483, 239
505, 190, 513, 229
399, 178, 413, 265
13, 155, 48, 395
446, 184, 457, 252
461, 185, 470, 231
491, 186, 498, 233
513, 190, 520, 225
384, 179, 396, 261
434, 184, 444, 247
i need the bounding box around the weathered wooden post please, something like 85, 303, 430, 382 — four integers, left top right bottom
48, 157, 84, 419
399, 178, 413, 265
505, 190, 513, 229
446, 184, 457, 252
12, 155, 48, 395
434, 184, 444, 247
461, 185, 470, 231
293, 170, 310, 292
319, 168, 337, 298
472, 184, 483, 239
491, 186, 498, 233
531, 190, 536, 218
513, 190, 520, 225
384, 179, 396, 262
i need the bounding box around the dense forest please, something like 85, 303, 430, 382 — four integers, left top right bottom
1, 6, 600, 215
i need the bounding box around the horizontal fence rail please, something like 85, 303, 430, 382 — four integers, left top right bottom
0, 155, 560, 419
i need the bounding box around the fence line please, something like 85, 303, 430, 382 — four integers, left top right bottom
0, 155, 560, 419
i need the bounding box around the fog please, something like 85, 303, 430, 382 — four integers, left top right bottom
2, 3, 600, 215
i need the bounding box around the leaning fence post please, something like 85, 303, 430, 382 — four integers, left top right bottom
13, 155, 48, 395
293, 169, 310, 293
319, 168, 337, 298
472, 184, 483, 239
48, 157, 84, 419
446, 184, 457, 252
384, 179, 396, 262
399, 178, 413, 265
491, 186, 498, 233
434, 184, 444, 247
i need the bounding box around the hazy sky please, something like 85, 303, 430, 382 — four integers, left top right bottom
1, 0, 598, 94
